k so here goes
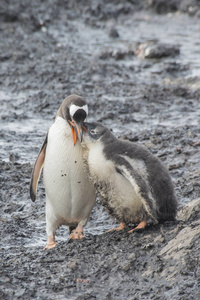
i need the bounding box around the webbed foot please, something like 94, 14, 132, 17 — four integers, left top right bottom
128, 220, 147, 233
45, 236, 57, 249
106, 222, 126, 232
69, 224, 84, 240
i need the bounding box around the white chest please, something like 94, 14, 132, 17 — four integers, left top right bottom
87, 142, 114, 181
44, 117, 81, 171
43, 117, 95, 222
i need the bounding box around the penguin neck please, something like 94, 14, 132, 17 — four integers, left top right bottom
56, 106, 71, 123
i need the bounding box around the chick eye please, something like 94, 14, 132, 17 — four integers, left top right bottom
90, 129, 96, 135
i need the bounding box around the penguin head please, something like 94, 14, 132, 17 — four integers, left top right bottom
82, 122, 112, 146
58, 94, 88, 145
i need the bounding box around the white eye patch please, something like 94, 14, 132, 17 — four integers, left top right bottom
69, 104, 88, 117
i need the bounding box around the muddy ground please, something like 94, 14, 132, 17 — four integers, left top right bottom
0, 1, 200, 299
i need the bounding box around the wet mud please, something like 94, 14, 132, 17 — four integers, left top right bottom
0, 1, 200, 299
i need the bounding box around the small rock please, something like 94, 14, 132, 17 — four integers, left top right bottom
128, 252, 136, 261
143, 243, 154, 250
136, 41, 180, 59
108, 27, 120, 38
177, 198, 200, 221
160, 237, 165, 243
122, 262, 131, 272
67, 260, 77, 271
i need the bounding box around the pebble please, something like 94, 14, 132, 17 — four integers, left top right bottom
108, 27, 119, 38
67, 260, 77, 271
128, 253, 136, 261
136, 41, 180, 59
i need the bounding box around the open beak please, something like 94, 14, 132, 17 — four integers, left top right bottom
69, 121, 88, 145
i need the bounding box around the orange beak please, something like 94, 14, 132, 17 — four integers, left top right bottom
82, 124, 88, 133
70, 124, 77, 145
69, 121, 88, 145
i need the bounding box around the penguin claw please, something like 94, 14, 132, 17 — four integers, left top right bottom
69, 224, 84, 240
106, 222, 126, 232
128, 220, 147, 233
44, 242, 57, 250
45, 236, 57, 250
69, 231, 84, 240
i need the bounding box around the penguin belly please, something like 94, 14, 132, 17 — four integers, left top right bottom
43, 117, 95, 228
85, 145, 145, 224
98, 171, 145, 224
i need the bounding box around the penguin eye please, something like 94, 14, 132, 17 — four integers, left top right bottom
90, 129, 96, 135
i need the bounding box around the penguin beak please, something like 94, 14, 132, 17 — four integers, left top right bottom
69, 121, 87, 145
82, 122, 91, 136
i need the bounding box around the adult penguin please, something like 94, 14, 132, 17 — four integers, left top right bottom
30, 95, 96, 249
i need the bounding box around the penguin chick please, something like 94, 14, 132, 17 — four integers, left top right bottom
30, 95, 96, 249
81, 122, 177, 233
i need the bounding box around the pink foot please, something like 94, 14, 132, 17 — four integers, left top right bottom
128, 220, 147, 233
69, 224, 84, 240
45, 236, 57, 249
107, 222, 126, 232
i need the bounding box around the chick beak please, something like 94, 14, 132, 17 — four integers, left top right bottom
69, 120, 87, 145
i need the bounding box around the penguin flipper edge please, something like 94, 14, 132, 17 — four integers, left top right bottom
30, 135, 47, 202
